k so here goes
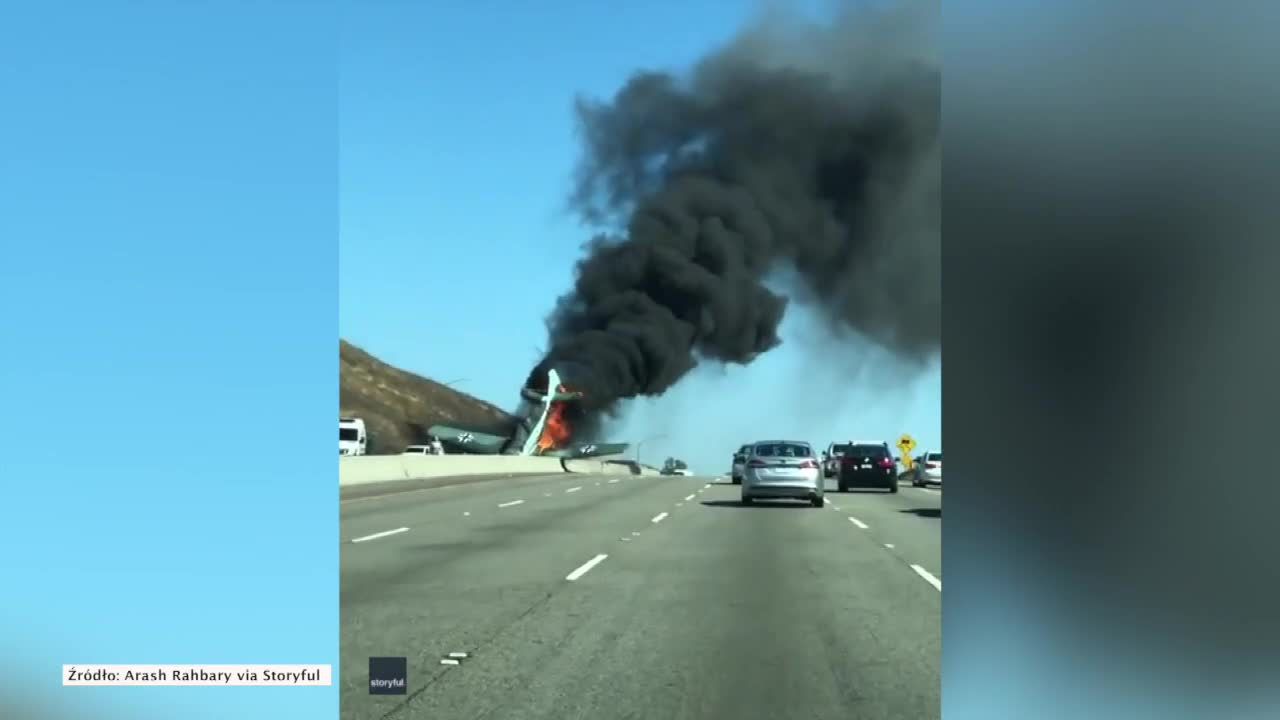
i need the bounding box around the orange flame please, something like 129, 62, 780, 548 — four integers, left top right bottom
535, 386, 574, 452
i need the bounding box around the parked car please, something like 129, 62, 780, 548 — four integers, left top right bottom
662, 458, 692, 476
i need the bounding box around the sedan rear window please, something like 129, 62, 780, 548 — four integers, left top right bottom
754, 443, 812, 458
847, 444, 889, 458
925, 453, 942, 461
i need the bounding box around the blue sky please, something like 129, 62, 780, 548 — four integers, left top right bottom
339, 0, 941, 472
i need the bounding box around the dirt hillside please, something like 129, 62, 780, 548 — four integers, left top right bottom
340, 340, 517, 455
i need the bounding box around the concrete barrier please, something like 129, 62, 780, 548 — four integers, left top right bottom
340, 455, 414, 484
559, 458, 593, 475
340, 454, 566, 487
559, 458, 640, 476
338, 453, 661, 488
600, 460, 641, 476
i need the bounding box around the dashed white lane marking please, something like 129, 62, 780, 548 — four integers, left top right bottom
498, 499, 525, 508
448, 652, 469, 659
631, 531, 641, 536
884, 543, 895, 549
651, 512, 669, 524
911, 564, 942, 591
684, 494, 696, 502
849, 516, 869, 530
544, 493, 552, 497
676, 503, 684, 507
440, 658, 460, 666
704, 484, 712, 489
350, 527, 409, 543
566, 486, 582, 493
463, 511, 471, 517
608, 479, 620, 484
566, 553, 609, 581
595, 482, 602, 486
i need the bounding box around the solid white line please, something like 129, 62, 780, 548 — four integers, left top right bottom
566, 486, 582, 493
651, 512, 669, 523
849, 516, 869, 529
350, 527, 409, 543
911, 564, 942, 591
566, 553, 609, 581
498, 499, 525, 508
684, 494, 696, 502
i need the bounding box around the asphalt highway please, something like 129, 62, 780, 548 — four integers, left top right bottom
341, 472, 941, 720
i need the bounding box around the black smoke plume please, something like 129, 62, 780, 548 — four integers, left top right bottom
527, 2, 939, 438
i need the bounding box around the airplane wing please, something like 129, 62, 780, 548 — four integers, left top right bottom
428, 425, 510, 454
563, 442, 630, 458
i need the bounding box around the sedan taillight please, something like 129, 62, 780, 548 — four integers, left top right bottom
799, 460, 818, 469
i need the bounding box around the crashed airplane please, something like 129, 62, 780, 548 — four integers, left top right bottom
429, 368, 630, 459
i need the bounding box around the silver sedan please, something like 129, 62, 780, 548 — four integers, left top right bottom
911, 451, 943, 487
741, 440, 825, 507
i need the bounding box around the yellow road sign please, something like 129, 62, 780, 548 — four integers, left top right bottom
896, 434, 916, 471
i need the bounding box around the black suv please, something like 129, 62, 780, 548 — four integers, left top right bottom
837, 442, 898, 493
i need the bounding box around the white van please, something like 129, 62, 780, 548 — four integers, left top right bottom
339, 417, 367, 456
